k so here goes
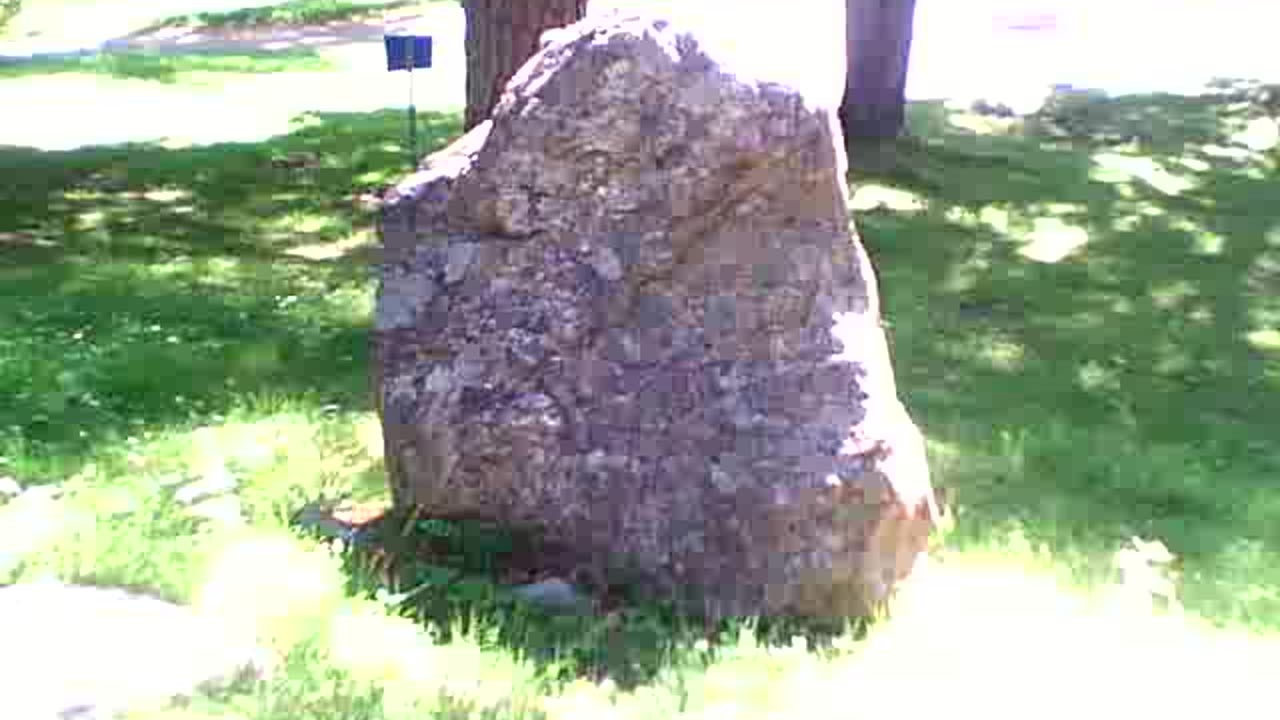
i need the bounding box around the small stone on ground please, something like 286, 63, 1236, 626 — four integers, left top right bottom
511, 577, 594, 615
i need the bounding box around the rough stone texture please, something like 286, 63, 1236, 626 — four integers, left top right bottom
373, 10, 937, 620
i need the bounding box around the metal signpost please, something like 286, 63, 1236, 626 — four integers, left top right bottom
383, 34, 434, 172
383, 34, 433, 232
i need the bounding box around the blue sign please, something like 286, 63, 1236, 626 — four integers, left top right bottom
384, 35, 433, 71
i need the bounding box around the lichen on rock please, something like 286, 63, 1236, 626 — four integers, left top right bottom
374, 8, 937, 620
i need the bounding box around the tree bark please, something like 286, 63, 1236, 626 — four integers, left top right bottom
463, 0, 589, 131
840, 0, 918, 143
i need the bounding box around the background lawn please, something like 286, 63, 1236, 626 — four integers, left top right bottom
1, 2, 1279, 718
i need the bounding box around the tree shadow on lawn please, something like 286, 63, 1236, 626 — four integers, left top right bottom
292, 84, 1280, 687
853, 82, 1280, 627
5, 81, 1280, 694
0, 108, 460, 480
304, 503, 859, 692
1, 102, 846, 693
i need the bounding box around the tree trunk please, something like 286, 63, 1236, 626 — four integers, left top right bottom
840, 0, 917, 143
463, 0, 589, 131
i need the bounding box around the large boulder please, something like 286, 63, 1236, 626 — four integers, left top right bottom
373, 8, 937, 620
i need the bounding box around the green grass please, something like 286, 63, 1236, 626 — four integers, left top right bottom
0, 49, 333, 82
0, 0, 19, 31
2, 63, 1280, 718
148, 0, 444, 31
856, 85, 1280, 628
0, 107, 455, 480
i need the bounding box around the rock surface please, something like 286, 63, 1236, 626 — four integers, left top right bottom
0, 581, 266, 719
374, 11, 937, 620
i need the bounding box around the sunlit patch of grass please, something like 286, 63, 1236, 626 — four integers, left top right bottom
0, 399, 377, 584
4, 384, 1279, 718
1091, 150, 1199, 195
1018, 214, 1090, 262
860, 89, 1280, 632
3, 54, 1280, 719
199, 529, 352, 653
848, 556, 1280, 719
0, 469, 212, 601
919, 412, 1280, 631
0, 50, 334, 84
1246, 328, 1280, 351
849, 184, 926, 213
265, 208, 349, 241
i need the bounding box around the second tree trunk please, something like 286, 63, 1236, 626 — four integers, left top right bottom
463, 0, 589, 131
840, 0, 918, 143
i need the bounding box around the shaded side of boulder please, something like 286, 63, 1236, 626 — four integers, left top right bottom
374, 12, 936, 620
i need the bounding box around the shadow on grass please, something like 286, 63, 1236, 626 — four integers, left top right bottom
0, 108, 460, 480
851, 80, 1280, 626
0, 47, 334, 82
313, 508, 858, 691
5, 74, 1280, 698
